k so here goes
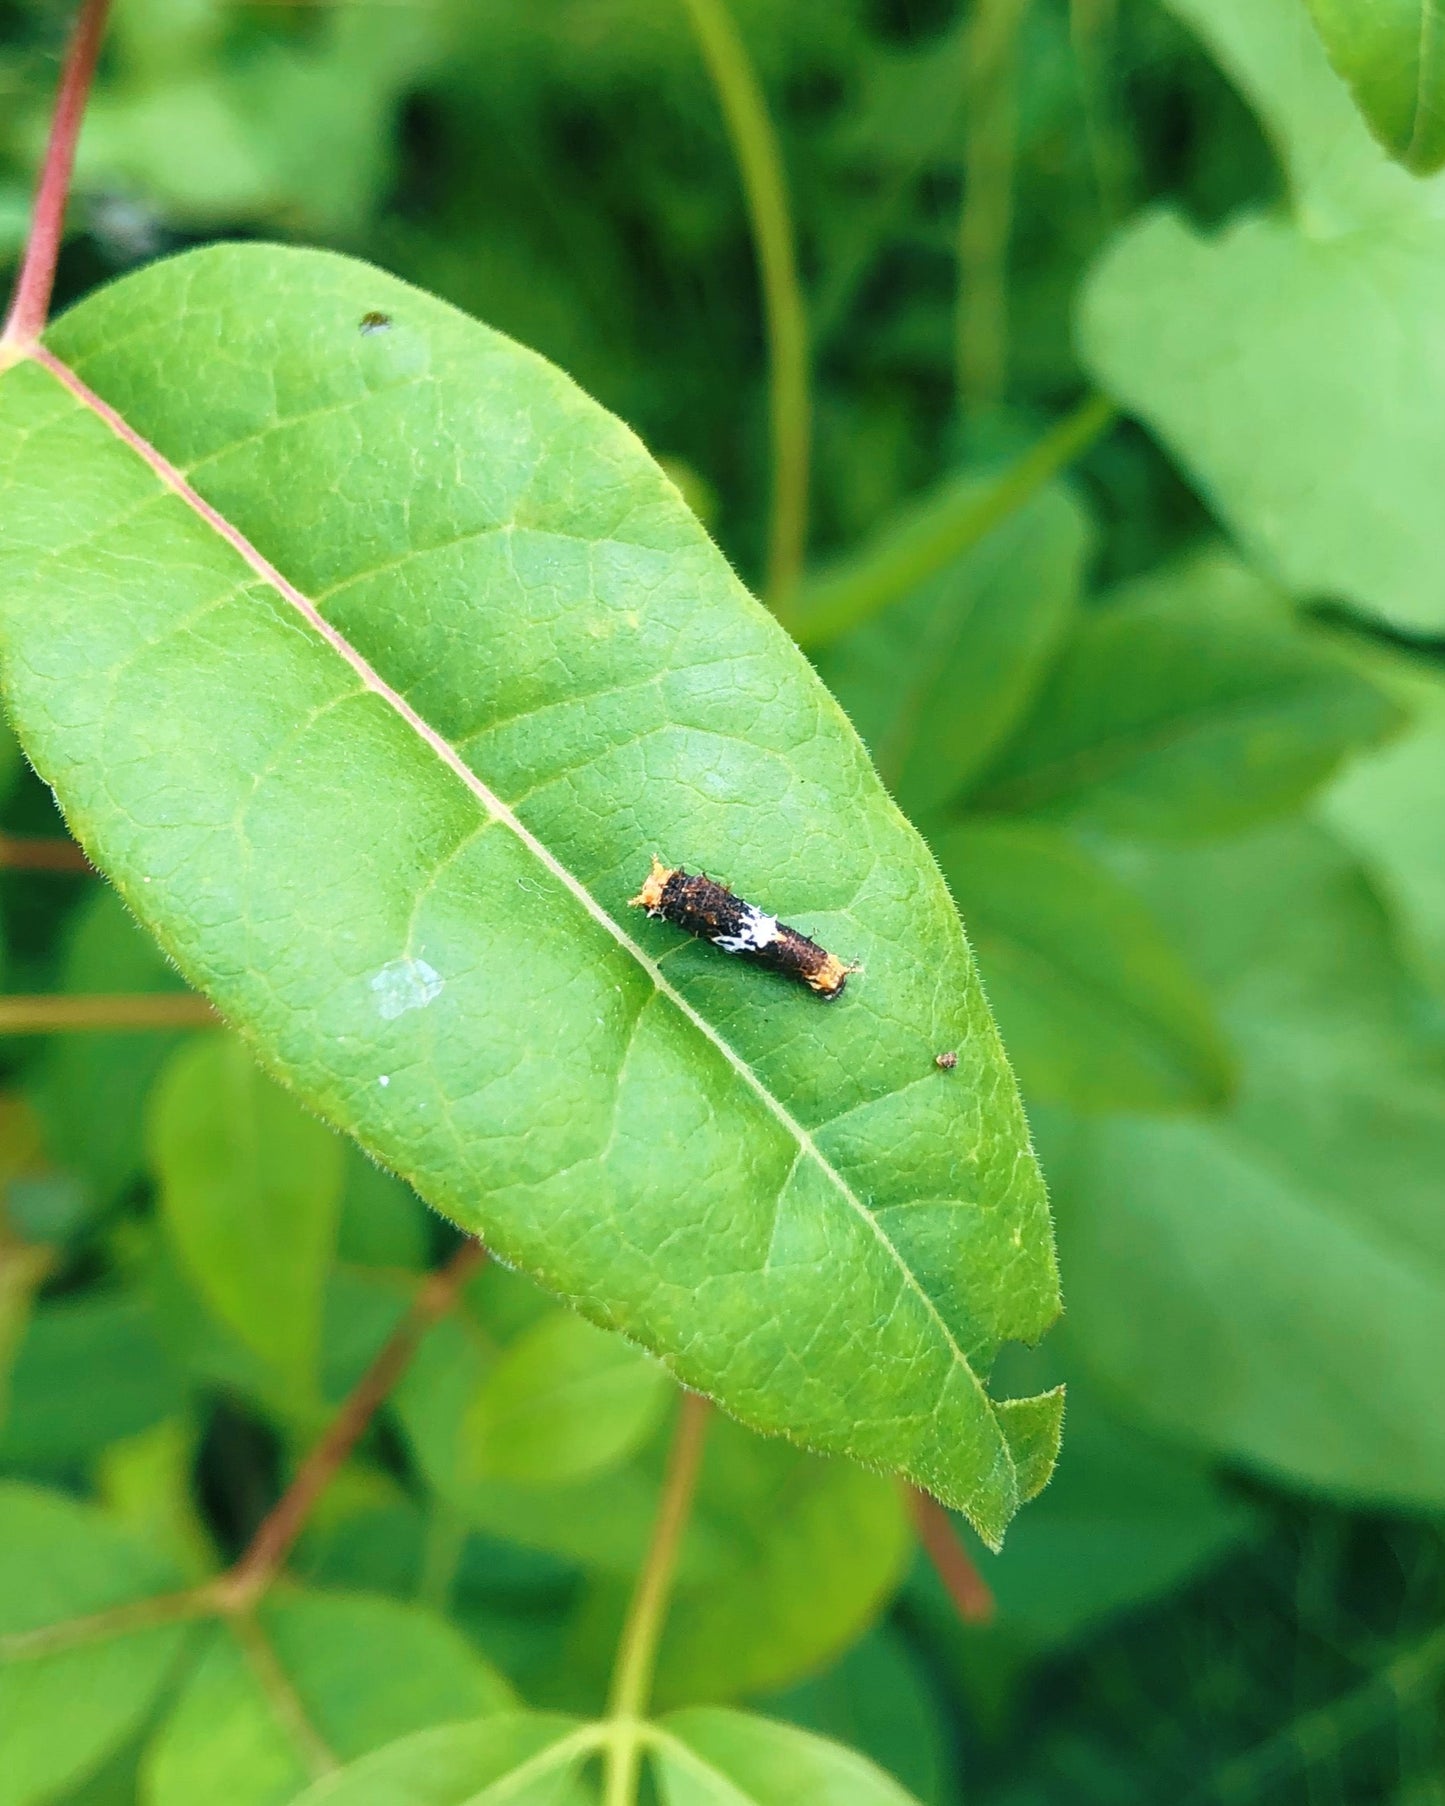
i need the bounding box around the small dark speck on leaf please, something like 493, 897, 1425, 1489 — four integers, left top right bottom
359, 311, 393, 335
935, 1050, 958, 1071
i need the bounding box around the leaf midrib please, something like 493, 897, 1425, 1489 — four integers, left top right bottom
27, 344, 989, 1432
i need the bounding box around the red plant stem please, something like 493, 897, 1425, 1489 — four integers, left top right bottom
909, 1485, 996, 1625
219, 1239, 486, 1609
2, 0, 113, 349
0, 993, 219, 1034
0, 833, 93, 873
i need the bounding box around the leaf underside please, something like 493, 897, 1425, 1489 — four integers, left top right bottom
0, 244, 1060, 1542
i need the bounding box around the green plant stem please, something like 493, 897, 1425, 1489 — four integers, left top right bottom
958, 0, 1033, 412
0, 993, 219, 1034
604, 1391, 711, 1806
231, 1610, 338, 1778
680, 0, 810, 611
1, 0, 113, 351
791, 392, 1115, 647
1070, 0, 1127, 228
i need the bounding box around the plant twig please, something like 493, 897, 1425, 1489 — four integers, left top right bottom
0, 993, 219, 1034
219, 1239, 485, 1611
680, 0, 810, 612
0, 833, 93, 873
604, 1391, 711, 1806
957, 0, 1033, 412
791, 392, 1115, 647
1, 0, 113, 352
909, 1485, 995, 1626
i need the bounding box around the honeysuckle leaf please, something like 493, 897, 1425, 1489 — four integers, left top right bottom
0, 243, 1059, 1543
653, 1709, 922, 1806
1303, 0, 1445, 176
144, 1589, 514, 1806
0, 1483, 192, 1805
281, 1714, 596, 1806
146, 1032, 344, 1398
1081, 0, 1445, 634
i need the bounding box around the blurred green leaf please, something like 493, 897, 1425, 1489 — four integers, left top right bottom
95, 1418, 215, 1583
281, 1713, 596, 1806
1322, 655, 1445, 1002
0, 1289, 183, 1471
654, 1708, 922, 1805
0, 1483, 191, 1805
148, 1034, 343, 1398
762, 1629, 952, 1806
1300, 1, 1445, 176
144, 1589, 513, 1806
461, 1310, 670, 1488
966, 550, 1398, 833
1041, 822, 1445, 1502
0, 712, 19, 805
336, 1145, 429, 1272
812, 482, 1088, 817
935, 819, 1232, 1113
31, 885, 190, 1208
1082, 0, 1445, 633
651, 1419, 911, 1705
1167, 0, 1445, 231
0, 243, 1060, 1542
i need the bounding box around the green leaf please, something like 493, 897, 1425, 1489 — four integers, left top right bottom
653, 1708, 922, 1805
1165, 0, 1445, 233
934, 820, 1232, 1114
761, 1630, 951, 1806
144, 1588, 513, 1806
1040, 823, 1445, 1502
461, 1309, 670, 1487
965, 549, 1399, 834
0, 1290, 183, 1472
1322, 655, 1445, 1001
337, 1144, 429, 1271
1081, 1, 1445, 634
1302, 0, 1445, 175
810, 480, 1089, 817
0, 242, 1058, 1541
31, 885, 191, 1207
147, 1033, 344, 1396
0, 1483, 191, 1805
280, 1714, 596, 1806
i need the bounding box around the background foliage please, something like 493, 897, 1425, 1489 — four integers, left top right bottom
2, 0, 1444, 1800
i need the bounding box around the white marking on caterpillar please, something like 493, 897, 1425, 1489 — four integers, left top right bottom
713, 906, 779, 955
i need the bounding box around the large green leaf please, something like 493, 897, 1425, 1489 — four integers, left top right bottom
1322, 655, 1445, 1001
1303, 0, 1445, 175
810, 481, 1089, 817
0, 243, 1059, 1541
0, 1484, 192, 1805
1080, 0, 1445, 633
653, 1709, 921, 1806
281, 1714, 596, 1806
1040, 824, 1445, 1502
964, 549, 1398, 835
934, 820, 1232, 1114
147, 1033, 344, 1397
143, 1588, 514, 1806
